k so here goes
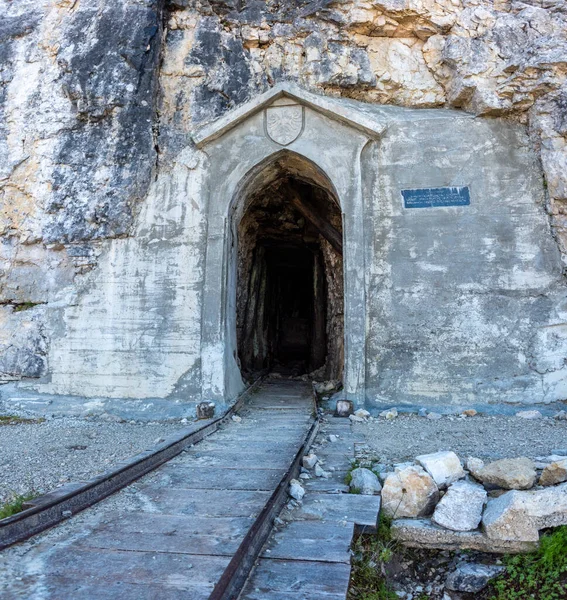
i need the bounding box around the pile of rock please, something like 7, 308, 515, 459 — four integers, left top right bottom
367, 450, 567, 552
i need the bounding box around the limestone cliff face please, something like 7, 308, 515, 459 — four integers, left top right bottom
0, 0, 566, 384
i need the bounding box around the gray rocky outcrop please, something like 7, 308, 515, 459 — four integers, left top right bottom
432, 480, 487, 531
1, 0, 567, 386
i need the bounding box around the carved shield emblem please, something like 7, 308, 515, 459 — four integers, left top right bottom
265, 105, 304, 146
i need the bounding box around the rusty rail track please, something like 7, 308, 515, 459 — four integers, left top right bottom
0, 379, 263, 551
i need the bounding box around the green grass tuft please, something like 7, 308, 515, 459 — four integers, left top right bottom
0, 492, 38, 520
0, 415, 45, 425
348, 514, 399, 599
489, 526, 567, 600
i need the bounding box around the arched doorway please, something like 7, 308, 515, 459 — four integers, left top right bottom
198, 86, 375, 405
233, 152, 344, 382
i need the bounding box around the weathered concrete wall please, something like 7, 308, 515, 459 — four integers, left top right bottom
39, 147, 207, 399
366, 114, 567, 405
1, 0, 566, 409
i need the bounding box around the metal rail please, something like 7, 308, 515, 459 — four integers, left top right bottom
0, 379, 262, 551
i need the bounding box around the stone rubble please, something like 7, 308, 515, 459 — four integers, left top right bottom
349, 467, 382, 495
482, 483, 567, 542
539, 459, 567, 486
475, 457, 537, 490
516, 410, 543, 420
445, 562, 505, 593
302, 453, 318, 469
288, 479, 305, 501
195, 402, 215, 420
382, 465, 439, 518
432, 480, 487, 532
416, 451, 465, 488
379, 407, 398, 420
361, 446, 567, 552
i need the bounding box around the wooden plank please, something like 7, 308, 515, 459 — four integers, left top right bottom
240, 558, 351, 599
130, 487, 270, 517
289, 189, 343, 254
77, 514, 256, 556
27, 547, 229, 589
149, 466, 286, 490
261, 521, 354, 563
296, 493, 381, 526
184, 439, 298, 454
303, 478, 350, 493
179, 450, 293, 469
15, 580, 213, 600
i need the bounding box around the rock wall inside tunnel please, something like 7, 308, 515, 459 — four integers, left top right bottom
0, 0, 566, 412
236, 174, 344, 382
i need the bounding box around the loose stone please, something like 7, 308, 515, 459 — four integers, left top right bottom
476, 457, 537, 490
432, 480, 487, 531
354, 408, 370, 419
314, 464, 330, 478
426, 412, 442, 421
462, 409, 478, 417
382, 465, 439, 518
302, 453, 318, 469
349, 414, 365, 423
289, 479, 305, 501
466, 457, 485, 480
445, 563, 505, 593
196, 402, 215, 419
231, 415, 242, 423
329, 434, 338, 442
335, 400, 354, 417
379, 407, 398, 420
516, 410, 543, 419
539, 459, 567, 486
349, 467, 382, 495
482, 483, 567, 541
416, 451, 465, 488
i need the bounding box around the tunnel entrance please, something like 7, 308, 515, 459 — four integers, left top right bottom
236, 156, 344, 382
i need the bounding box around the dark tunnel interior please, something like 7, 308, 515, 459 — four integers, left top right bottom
236, 164, 344, 381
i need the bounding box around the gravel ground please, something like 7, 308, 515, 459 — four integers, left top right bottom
0, 417, 183, 504
356, 414, 567, 463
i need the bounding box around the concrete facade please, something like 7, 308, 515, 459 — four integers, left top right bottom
11, 84, 567, 411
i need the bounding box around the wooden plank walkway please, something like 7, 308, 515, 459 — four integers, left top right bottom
240, 415, 381, 600
0, 380, 315, 599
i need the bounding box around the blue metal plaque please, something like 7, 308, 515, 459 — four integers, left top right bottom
401, 186, 470, 209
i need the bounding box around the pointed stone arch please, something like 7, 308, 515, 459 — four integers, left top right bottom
197, 84, 384, 406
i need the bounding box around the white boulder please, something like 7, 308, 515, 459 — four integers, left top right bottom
302, 453, 318, 469
516, 410, 543, 419
382, 465, 439, 518
349, 467, 382, 495
416, 451, 465, 488
432, 480, 487, 531
482, 483, 567, 541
